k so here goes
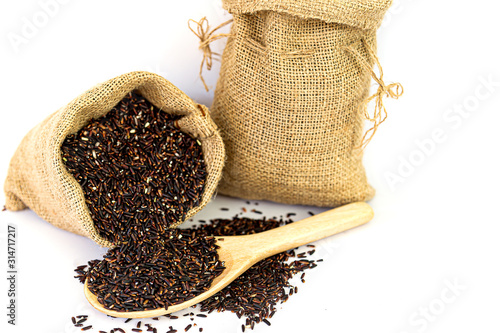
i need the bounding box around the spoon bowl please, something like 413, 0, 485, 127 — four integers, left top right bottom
85, 201, 374, 318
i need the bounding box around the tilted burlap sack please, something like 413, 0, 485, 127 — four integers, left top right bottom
211, 0, 401, 207
4, 71, 225, 247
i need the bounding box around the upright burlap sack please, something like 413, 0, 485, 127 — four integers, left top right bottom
210, 0, 402, 207
4, 71, 225, 247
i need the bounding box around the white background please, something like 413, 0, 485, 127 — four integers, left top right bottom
1, 1, 499, 332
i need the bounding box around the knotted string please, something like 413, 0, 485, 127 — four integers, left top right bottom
343, 38, 403, 150
188, 17, 233, 91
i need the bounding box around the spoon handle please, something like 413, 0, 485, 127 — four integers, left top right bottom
243, 202, 374, 261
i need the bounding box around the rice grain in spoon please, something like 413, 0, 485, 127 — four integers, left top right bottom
85, 202, 373, 318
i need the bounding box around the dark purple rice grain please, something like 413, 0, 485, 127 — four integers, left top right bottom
185, 324, 192, 332
196, 216, 320, 329
72, 317, 76, 325
262, 319, 271, 326
61, 91, 207, 245
74, 214, 321, 331
132, 329, 142, 332
85, 229, 224, 312
81, 326, 92, 331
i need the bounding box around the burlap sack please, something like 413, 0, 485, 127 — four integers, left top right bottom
210, 0, 401, 207
4, 71, 225, 247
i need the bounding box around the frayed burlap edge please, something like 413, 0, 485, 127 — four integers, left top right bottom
222, 0, 393, 30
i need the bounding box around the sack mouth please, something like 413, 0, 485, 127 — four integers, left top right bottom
222, 0, 393, 29
60, 71, 224, 247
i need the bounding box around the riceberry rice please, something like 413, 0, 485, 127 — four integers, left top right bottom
75, 214, 321, 330
85, 229, 224, 312
61, 91, 207, 244
195, 216, 319, 328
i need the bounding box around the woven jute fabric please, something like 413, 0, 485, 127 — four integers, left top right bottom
4, 71, 225, 247
211, 0, 395, 207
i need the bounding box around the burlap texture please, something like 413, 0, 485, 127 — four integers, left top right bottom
4, 71, 225, 247
211, 0, 394, 207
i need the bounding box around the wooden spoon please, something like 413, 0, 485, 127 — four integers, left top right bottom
85, 201, 373, 318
